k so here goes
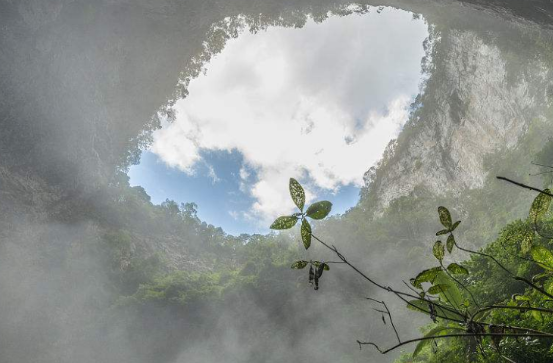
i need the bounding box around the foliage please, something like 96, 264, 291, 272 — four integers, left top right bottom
393, 189, 553, 362
270, 177, 553, 362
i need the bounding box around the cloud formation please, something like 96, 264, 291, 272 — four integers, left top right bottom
151, 9, 428, 223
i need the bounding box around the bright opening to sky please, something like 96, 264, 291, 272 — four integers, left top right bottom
129, 8, 429, 235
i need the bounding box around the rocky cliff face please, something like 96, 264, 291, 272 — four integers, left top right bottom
1, 0, 552, 197
362, 25, 553, 213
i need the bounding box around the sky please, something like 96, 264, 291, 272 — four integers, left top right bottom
129, 8, 429, 235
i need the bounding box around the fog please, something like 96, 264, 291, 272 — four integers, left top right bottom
1, 1, 553, 363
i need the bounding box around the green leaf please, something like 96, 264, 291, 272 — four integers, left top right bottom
529, 189, 552, 223
433, 272, 464, 308
406, 299, 461, 320
545, 279, 553, 295
436, 229, 450, 236
433, 241, 445, 262
532, 272, 551, 283
447, 263, 468, 275
446, 234, 455, 253
428, 284, 451, 295
306, 201, 332, 220
412, 267, 442, 289
291, 260, 308, 269
531, 245, 553, 271
413, 326, 463, 358
531, 310, 544, 323
300, 219, 312, 249
322, 263, 330, 271
521, 231, 534, 255
450, 220, 461, 232
289, 178, 305, 212
512, 294, 530, 301
270, 216, 298, 230
438, 206, 452, 228
406, 299, 432, 314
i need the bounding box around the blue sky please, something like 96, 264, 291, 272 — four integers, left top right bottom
129, 150, 360, 235
128, 8, 429, 235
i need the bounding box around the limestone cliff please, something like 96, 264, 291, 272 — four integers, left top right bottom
362, 26, 553, 213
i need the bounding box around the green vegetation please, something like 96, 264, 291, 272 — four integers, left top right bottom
267, 175, 553, 362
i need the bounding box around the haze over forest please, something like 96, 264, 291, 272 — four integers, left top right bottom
1, 1, 553, 363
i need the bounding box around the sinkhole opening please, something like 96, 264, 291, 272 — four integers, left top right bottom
129, 6, 431, 235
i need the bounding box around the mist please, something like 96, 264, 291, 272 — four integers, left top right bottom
1, 1, 553, 363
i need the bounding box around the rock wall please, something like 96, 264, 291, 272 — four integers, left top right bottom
363, 26, 553, 212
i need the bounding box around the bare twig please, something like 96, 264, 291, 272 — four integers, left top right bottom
531, 162, 553, 170
366, 298, 401, 343
357, 332, 553, 355
496, 176, 553, 198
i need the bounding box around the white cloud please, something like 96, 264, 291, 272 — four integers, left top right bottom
151, 9, 429, 224
206, 164, 220, 184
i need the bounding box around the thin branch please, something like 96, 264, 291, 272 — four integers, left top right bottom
403, 280, 421, 295
531, 162, 553, 170
529, 171, 553, 176
472, 304, 553, 319
357, 332, 553, 355
366, 297, 401, 344
496, 176, 553, 198
311, 233, 466, 321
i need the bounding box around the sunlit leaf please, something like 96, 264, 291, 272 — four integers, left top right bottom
545, 279, 553, 295
428, 284, 451, 295
270, 216, 298, 230
412, 338, 429, 357
447, 263, 468, 275
291, 260, 308, 269
300, 219, 312, 249
531, 245, 553, 271
289, 178, 305, 212
512, 294, 530, 301
521, 230, 534, 255
412, 267, 442, 289
433, 241, 445, 262
529, 189, 552, 223
450, 220, 461, 232
531, 310, 544, 323
438, 206, 452, 228
436, 229, 449, 236
306, 201, 332, 220
446, 234, 455, 253
323, 263, 330, 271
532, 272, 551, 283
